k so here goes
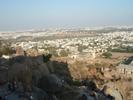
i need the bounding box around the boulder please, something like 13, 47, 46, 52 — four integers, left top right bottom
38, 74, 63, 93
106, 87, 123, 100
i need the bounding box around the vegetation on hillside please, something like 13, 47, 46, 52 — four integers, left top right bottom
102, 52, 112, 58
111, 46, 133, 53
0, 40, 14, 57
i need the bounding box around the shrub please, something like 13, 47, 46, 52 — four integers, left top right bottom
60, 50, 69, 57
0, 41, 14, 57
102, 52, 112, 58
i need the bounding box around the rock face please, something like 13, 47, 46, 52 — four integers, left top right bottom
15, 46, 25, 56
104, 86, 123, 100
0, 64, 8, 84
38, 74, 63, 93
0, 55, 118, 100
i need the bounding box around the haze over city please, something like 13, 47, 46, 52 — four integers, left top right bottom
0, 0, 133, 100
0, 0, 133, 31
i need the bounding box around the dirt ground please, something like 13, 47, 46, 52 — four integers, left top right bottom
111, 52, 133, 59
52, 52, 133, 67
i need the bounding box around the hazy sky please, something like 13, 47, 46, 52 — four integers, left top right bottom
0, 0, 133, 31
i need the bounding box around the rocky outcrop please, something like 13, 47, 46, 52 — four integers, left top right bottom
0, 55, 118, 100
38, 74, 63, 94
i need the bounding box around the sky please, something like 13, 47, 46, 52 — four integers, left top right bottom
0, 0, 133, 31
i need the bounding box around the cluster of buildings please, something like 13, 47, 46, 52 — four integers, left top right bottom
10, 31, 133, 60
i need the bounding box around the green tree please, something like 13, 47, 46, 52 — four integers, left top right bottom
0, 41, 14, 57
102, 52, 112, 58
60, 50, 69, 57
78, 45, 83, 52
